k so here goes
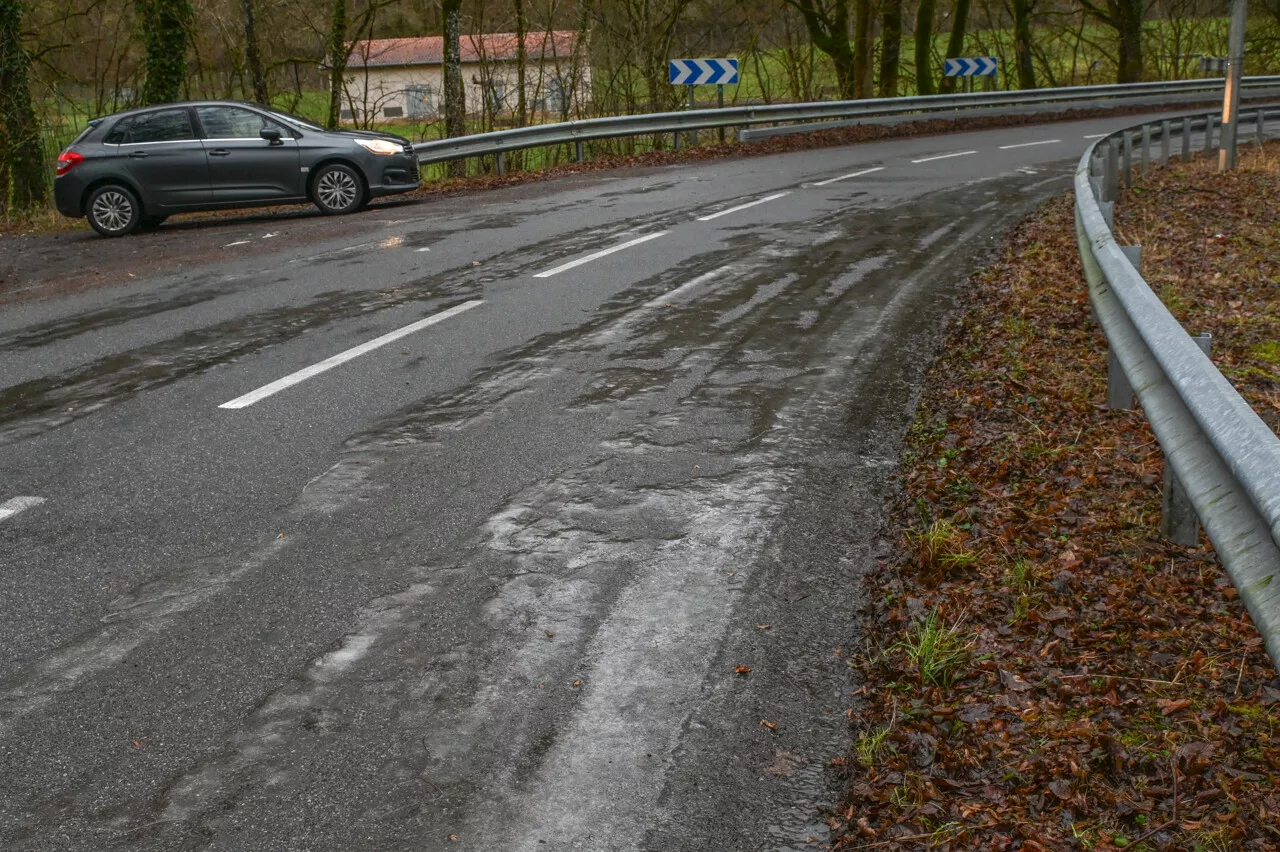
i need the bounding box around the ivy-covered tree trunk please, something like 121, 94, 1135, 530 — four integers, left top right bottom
938, 0, 973, 94
242, 0, 269, 105
914, 0, 937, 95
326, 0, 347, 127
785, 0, 856, 99
442, 0, 466, 176
514, 0, 527, 127
1011, 0, 1037, 89
136, 0, 193, 105
878, 0, 903, 97
0, 0, 45, 212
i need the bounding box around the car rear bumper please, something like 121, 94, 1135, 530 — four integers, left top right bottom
54, 176, 85, 218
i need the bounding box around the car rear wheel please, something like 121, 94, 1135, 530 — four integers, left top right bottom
311, 164, 365, 215
86, 185, 141, 237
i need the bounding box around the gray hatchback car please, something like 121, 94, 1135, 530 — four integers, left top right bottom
55, 100, 421, 237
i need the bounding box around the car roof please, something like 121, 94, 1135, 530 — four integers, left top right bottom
94, 100, 280, 123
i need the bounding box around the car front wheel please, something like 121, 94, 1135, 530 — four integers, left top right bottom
86, 185, 142, 237
311, 164, 365, 215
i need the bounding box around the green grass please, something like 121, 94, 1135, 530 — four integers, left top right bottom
894, 608, 974, 686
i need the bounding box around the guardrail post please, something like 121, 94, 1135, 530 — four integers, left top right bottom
1141, 124, 1151, 175
497, 152, 506, 177
1257, 110, 1266, 146
1204, 114, 1216, 157
1103, 140, 1119, 203
1123, 133, 1134, 188
1099, 201, 1114, 229
1183, 117, 1193, 163
1160, 120, 1171, 166
1160, 333, 1213, 546
1105, 245, 1143, 410
576, 141, 585, 163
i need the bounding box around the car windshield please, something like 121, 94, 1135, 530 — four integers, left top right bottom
267, 110, 326, 132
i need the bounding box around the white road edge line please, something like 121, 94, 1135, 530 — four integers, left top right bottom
534, 232, 668, 279
999, 139, 1061, 150
0, 496, 45, 522
1083, 133, 1109, 139
696, 192, 790, 222
218, 300, 484, 410
911, 151, 978, 163
224, 240, 251, 247
812, 167, 884, 187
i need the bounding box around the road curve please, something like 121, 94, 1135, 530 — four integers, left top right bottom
2, 117, 1119, 851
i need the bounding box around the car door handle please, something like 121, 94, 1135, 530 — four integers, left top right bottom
208, 149, 231, 157
129, 151, 148, 159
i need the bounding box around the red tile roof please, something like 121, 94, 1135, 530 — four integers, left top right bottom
346, 32, 580, 68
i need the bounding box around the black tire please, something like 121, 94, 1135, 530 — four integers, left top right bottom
86, 184, 142, 237
310, 163, 366, 215
138, 215, 168, 231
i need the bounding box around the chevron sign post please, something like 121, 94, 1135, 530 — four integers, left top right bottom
944, 57, 999, 77
669, 58, 740, 86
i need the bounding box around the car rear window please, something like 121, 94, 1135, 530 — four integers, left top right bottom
110, 109, 196, 144
68, 120, 101, 147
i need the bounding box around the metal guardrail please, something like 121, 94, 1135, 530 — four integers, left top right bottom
1074, 107, 1280, 669
413, 77, 1280, 168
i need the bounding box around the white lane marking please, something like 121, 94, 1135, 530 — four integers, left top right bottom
1083, 133, 1109, 139
218, 300, 484, 409
262, 232, 278, 239
911, 150, 978, 163
533, 232, 667, 279
811, 166, 884, 187
999, 139, 1061, 149
415, 247, 431, 253
696, 192, 790, 222
0, 496, 45, 522
224, 240, 251, 247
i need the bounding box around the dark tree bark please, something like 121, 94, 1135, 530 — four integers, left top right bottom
784, 0, 855, 98
325, 0, 347, 127
853, 0, 873, 98
938, 0, 973, 93
914, 0, 937, 95
442, 0, 466, 175
136, 0, 193, 105
1010, 0, 1037, 89
1080, 0, 1145, 83
514, 0, 527, 126
242, 0, 269, 104
878, 0, 903, 97
0, 0, 44, 211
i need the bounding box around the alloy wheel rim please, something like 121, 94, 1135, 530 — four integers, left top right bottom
318, 170, 357, 210
92, 191, 133, 232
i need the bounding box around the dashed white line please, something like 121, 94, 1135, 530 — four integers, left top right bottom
0, 496, 45, 522
811, 167, 884, 187
911, 151, 978, 164
999, 139, 1061, 149
1083, 133, 1109, 139
696, 192, 790, 222
218, 300, 484, 409
533, 232, 667, 278
415, 247, 431, 253
224, 240, 251, 247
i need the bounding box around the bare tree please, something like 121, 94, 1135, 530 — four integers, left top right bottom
242, 0, 269, 104
783, 0, 856, 98
878, 0, 903, 96
1078, 0, 1146, 82
915, 0, 938, 94
939, 0, 973, 93
136, 0, 192, 104
0, 0, 45, 212
1009, 0, 1037, 88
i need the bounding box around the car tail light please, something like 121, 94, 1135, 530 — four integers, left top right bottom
56, 151, 84, 176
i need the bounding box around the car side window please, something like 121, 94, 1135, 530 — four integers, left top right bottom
122, 109, 196, 144
197, 106, 286, 140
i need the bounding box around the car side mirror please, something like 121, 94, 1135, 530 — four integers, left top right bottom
260, 127, 283, 145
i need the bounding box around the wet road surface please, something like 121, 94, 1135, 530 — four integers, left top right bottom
2, 119, 1115, 851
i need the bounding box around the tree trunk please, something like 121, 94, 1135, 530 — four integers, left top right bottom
878, 0, 902, 97
242, 0, 269, 105
787, 0, 856, 99
853, 0, 873, 98
1115, 0, 1143, 83
0, 0, 44, 212
326, 0, 346, 128
136, 0, 193, 105
442, 0, 466, 176
914, 0, 937, 95
938, 0, 973, 94
514, 0, 527, 126
1011, 0, 1036, 89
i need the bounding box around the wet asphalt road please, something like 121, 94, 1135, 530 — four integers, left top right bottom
2, 119, 1113, 851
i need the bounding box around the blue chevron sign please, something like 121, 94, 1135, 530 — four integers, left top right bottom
944, 57, 999, 77
669, 58, 740, 86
